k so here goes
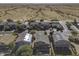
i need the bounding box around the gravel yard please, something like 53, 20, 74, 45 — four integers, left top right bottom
0, 33, 17, 45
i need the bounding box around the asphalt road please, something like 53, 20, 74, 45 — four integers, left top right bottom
59, 21, 72, 40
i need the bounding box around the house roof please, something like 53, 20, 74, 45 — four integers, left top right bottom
34, 31, 50, 44
53, 31, 70, 47
54, 40, 70, 47
29, 22, 51, 30
15, 30, 32, 47
0, 22, 17, 28
15, 30, 29, 43
51, 22, 64, 30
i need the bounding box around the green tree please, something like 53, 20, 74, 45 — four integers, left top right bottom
7, 41, 16, 55
8, 42, 15, 50
6, 19, 13, 22
16, 20, 21, 24
15, 45, 33, 56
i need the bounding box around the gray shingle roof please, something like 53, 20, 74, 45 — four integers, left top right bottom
34, 31, 50, 44
53, 31, 70, 47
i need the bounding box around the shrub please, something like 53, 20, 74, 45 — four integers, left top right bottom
71, 30, 78, 36
6, 19, 13, 22
15, 45, 33, 56
7, 42, 15, 50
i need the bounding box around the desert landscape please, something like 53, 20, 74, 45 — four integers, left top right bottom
0, 4, 79, 21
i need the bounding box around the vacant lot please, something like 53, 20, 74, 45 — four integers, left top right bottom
0, 4, 79, 21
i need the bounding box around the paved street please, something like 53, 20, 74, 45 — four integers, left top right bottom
59, 21, 72, 40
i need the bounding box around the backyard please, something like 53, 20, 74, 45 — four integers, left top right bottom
0, 33, 17, 45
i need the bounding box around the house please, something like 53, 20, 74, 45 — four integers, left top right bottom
29, 22, 51, 30
0, 21, 17, 31
7, 22, 17, 31
33, 31, 50, 55
72, 19, 79, 29
2, 21, 27, 33
0, 22, 4, 31
53, 31, 71, 55
51, 22, 64, 31
15, 30, 32, 47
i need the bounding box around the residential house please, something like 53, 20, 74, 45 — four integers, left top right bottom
33, 31, 50, 55
53, 30, 72, 55
15, 30, 32, 48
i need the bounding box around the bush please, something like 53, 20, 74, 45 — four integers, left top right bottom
71, 30, 78, 36
66, 22, 72, 30
15, 45, 33, 56
44, 31, 47, 35
7, 42, 15, 50
7, 19, 13, 22
51, 19, 58, 21
27, 20, 35, 23
15, 24, 25, 33
40, 19, 44, 22
16, 20, 21, 24
69, 35, 79, 44
69, 36, 74, 42
12, 32, 17, 35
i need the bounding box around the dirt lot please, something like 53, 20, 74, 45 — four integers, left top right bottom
0, 33, 16, 45
0, 4, 79, 21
